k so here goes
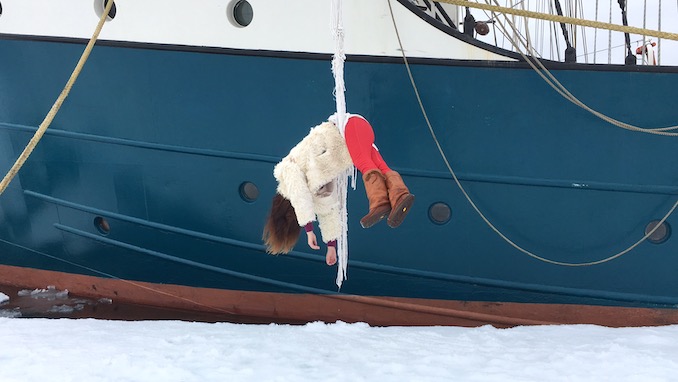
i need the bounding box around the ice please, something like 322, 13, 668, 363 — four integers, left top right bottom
48, 304, 85, 314
17, 286, 69, 300
0, 308, 21, 318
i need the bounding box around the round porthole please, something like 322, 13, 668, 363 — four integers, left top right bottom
94, 0, 116, 20
429, 202, 451, 225
231, 0, 253, 27
0, 3, 3, 17
645, 220, 670, 244
94, 216, 110, 235
104, 0, 117, 19
239, 181, 259, 202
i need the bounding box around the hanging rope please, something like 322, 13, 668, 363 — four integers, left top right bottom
330, 0, 354, 289
386, 0, 678, 266
0, 0, 115, 197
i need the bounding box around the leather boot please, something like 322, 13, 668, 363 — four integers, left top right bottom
384, 171, 415, 228
360, 170, 391, 228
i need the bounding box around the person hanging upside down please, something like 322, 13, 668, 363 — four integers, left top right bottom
262, 114, 415, 266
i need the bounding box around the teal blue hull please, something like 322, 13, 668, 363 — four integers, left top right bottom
1, 35, 678, 324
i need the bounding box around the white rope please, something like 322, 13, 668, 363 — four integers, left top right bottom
643, 0, 648, 63
330, 0, 353, 289
658, 0, 662, 65
593, 0, 599, 63
607, 0, 612, 64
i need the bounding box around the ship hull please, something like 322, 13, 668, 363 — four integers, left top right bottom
1, 2, 678, 326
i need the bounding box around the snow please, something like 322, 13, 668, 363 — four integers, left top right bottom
1, 319, 677, 382
0, 292, 8, 304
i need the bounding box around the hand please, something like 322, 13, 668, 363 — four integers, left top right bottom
325, 246, 337, 266
306, 231, 320, 250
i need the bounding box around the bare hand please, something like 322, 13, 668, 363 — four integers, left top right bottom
306, 231, 320, 250
325, 246, 337, 266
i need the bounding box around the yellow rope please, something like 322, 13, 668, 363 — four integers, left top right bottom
0, 2, 241, 318
0, 0, 114, 196
436, 0, 678, 41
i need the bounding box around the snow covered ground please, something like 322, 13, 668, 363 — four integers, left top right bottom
1, 317, 677, 382
1, 286, 677, 381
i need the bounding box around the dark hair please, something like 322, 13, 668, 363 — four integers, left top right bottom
262, 193, 301, 254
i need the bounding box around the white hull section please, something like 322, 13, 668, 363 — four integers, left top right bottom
0, 0, 514, 61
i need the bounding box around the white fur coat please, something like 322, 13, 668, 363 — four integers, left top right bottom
274, 122, 353, 243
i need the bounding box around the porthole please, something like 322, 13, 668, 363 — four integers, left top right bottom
429, 202, 451, 225
94, 216, 110, 235
239, 181, 259, 202
645, 220, 670, 244
94, 0, 116, 20
231, 0, 253, 27
105, 0, 117, 19
0, 3, 3, 17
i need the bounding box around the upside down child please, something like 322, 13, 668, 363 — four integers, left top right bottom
263, 114, 415, 265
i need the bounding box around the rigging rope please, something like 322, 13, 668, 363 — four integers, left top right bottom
435, 0, 678, 41
658, 0, 663, 64
607, 0, 612, 64
553, 0, 572, 48
484, 0, 678, 135
387, 0, 678, 266
474, 0, 678, 134
643, 0, 648, 48
0, 0, 115, 197
594, 0, 599, 63
617, 0, 634, 63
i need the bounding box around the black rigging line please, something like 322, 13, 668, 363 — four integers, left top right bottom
553, 0, 576, 62
617, 0, 636, 65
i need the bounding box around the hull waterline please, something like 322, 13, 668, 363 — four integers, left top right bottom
4, 264, 678, 327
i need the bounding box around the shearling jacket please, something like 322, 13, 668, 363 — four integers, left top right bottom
273, 121, 353, 243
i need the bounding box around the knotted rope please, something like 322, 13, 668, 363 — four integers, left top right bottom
331, 0, 355, 288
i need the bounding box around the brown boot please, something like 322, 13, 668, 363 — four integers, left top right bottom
384, 171, 415, 228
360, 170, 391, 228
